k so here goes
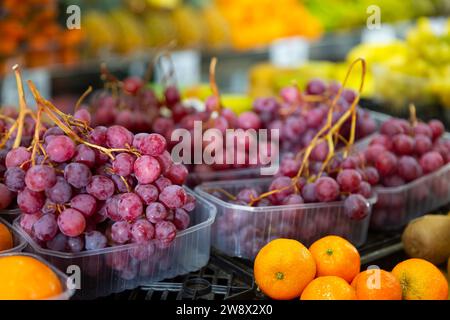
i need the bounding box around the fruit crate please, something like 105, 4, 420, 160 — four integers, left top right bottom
0, 217, 27, 254
14, 191, 216, 299
0, 252, 75, 300
195, 178, 376, 260
0, 208, 21, 218
354, 133, 450, 231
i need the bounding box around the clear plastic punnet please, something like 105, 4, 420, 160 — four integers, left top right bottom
13, 191, 216, 299
354, 132, 450, 231
195, 178, 375, 260
0, 252, 75, 300
0, 208, 21, 216
0, 216, 26, 254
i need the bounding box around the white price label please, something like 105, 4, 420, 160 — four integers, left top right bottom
361, 25, 396, 44
156, 50, 200, 87
429, 17, 446, 36
1, 68, 51, 108
269, 37, 309, 68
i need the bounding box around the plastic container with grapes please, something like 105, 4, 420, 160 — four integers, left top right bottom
186, 111, 389, 188
195, 178, 376, 260
0, 217, 27, 254
0, 252, 75, 300
354, 132, 450, 231
13, 191, 216, 299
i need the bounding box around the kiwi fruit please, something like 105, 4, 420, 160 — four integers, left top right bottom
402, 214, 450, 265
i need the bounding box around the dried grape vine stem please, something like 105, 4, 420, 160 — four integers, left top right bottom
28, 81, 141, 161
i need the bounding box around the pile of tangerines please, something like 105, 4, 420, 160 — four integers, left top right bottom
254, 236, 449, 300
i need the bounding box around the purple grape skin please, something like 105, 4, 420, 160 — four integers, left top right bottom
111, 221, 131, 244
135, 184, 159, 205
45, 176, 72, 204
301, 183, 317, 203
70, 194, 97, 217
33, 214, 58, 241
4, 167, 26, 192
86, 175, 115, 201
159, 185, 187, 209
146, 202, 169, 224
45, 136, 76, 163
17, 188, 45, 214
173, 208, 190, 230
315, 177, 340, 202
131, 219, 155, 243
84, 231, 107, 250
154, 221, 177, 244
64, 163, 92, 189
344, 194, 369, 220
117, 192, 143, 222
25, 165, 57, 192
66, 236, 84, 253
112, 153, 135, 176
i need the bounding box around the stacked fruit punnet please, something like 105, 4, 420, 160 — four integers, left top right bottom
216, 59, 373, 220
353, 106, 449, 229
203, 59, 376, 258
4, 66, 194, 259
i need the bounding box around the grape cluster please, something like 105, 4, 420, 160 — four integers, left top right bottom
253, 79, 377, 154
0, 106, 40, 210
358, 117, 449, 228
152, 81, 265, 175
5, 104, 194, 254
86, 76, 159, 133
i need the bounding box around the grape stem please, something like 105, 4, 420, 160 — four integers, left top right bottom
75, 86, 93, 111
409, 104, 417, 127
28, 81, 141, 160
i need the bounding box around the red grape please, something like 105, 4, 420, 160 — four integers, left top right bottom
375, 151, 398, 177
111, 221, 131, 244
398, 156, 422, 182
159, 185, 187, 209
112, 153, 135, 176
131, 219, 155, 243
337, 169, 362, 193
145, 202, 169, 224
25, 165, 57, 192
64, 163, 92, 189
4, 167, 26, 192
154, 220, 177, 244
106, 125, 133, 148
86, 175, 115, 200
5, 147, 31, 168
85, 231, 107, 250
134, 155, 161, 184
17, 188, 45, 214
46, 136, 76, 162
57, 208, 86, 237
315, 177, 340, 202
135, 184, 159, 205
344, 194, 369, 220
419, 151, 444, 174
70, 194, 97, 218
45, 176, 72, 204
33, 214, 58, 241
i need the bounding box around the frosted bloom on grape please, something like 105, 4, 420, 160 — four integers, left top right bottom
106, 125, 133, 148
134, 155, 161, 184
86, 175, 115, 200
159, 185, 187, 209
46, 136, 76, 162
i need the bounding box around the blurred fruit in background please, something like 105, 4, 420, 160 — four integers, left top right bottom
216, 0, 323, 50
0, 0, 83, 74
305, 0, 439, 31
249, 17, 450, 118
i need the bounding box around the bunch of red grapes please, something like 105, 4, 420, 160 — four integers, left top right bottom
356, 117, 449, 228
152, 84, 266, 175
4, 104, 194, 254
86, 76, 159, 133
253, 79, 377, 153
0, 106, 37, 210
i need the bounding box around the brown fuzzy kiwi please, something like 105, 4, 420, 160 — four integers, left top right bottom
402, 214, 450, 265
